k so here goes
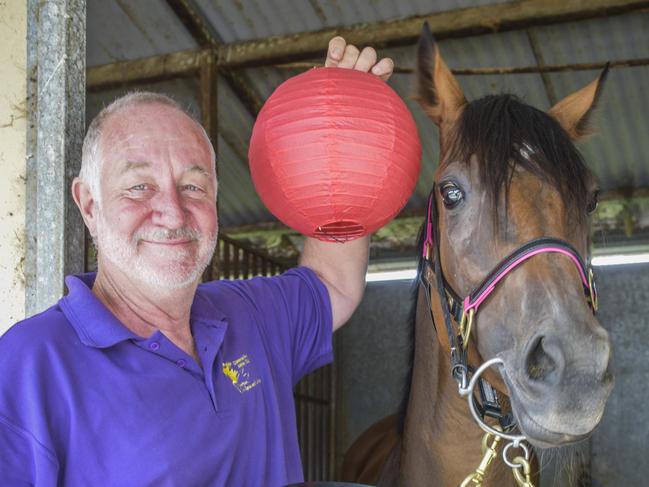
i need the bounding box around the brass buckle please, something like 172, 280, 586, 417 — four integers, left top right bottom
459, 308, 475, 349
588, 268, 598, 312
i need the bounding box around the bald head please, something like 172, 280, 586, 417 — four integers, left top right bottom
80, 92, 216, 205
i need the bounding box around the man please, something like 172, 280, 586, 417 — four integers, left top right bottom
0, 38, 394, 486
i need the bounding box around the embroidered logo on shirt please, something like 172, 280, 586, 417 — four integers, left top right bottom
222, 354, 261, 393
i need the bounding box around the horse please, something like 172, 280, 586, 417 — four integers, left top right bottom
341, 23, 613, 487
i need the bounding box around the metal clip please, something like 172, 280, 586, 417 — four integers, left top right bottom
511, 456, 535, 487
459, 429, 502, 487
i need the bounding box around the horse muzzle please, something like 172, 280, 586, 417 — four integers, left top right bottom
503, 328, 614, 448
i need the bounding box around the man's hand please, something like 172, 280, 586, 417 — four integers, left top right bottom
324, 36, 394, 81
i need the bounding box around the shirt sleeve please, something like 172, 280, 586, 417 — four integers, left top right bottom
0, 414, 59, 487
225, 266, 333, 385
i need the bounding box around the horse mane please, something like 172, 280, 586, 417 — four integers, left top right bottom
396, 93, 594, 434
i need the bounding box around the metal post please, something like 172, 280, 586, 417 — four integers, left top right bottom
200, 50, 219, 282
26, 0, 86, 314
200, 50, 219, 155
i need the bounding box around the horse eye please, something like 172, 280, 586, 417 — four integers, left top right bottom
587, 190, 600, 214
440, 183, 464, 209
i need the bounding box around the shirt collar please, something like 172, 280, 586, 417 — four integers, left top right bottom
60, 273, 138, 348
60, 273, 228, 349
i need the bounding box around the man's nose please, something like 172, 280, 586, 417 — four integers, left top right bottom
150, 188, 187, 228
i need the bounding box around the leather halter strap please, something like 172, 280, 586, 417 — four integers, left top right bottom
463, 237, 594, 314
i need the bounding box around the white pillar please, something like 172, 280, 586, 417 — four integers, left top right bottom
0, 2, 28, 333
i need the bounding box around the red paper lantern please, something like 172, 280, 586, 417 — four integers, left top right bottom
248, 67, 421, 242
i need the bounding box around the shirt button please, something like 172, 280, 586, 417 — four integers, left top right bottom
149, 342, 160, 351
176, 359, 186, 367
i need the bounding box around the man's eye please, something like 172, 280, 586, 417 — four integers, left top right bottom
130, 184, 147, 191
440, 182, 464, 209
184, 184, 201, 192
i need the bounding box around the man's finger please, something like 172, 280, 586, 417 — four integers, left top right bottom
371, 57, 395, 81
338, 44, 360, 69
353, 47, 377, 73
325, 36, 346, 67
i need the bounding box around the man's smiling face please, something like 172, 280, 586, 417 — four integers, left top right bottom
94, 102, 218, 289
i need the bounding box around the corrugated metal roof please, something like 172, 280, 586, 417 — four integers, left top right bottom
87, 0, 197, 66
86, 1, 649, 233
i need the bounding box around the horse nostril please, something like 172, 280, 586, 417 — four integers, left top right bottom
525, 335, 563, 384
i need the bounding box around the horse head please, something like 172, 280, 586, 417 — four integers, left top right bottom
415, 23, 613, 449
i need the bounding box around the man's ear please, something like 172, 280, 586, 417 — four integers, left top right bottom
72, 177, 99, 238
548, 65, 609, 142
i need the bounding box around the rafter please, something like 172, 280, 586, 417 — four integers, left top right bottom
272, 58, 649, 75
525, 29, 559, 105
217, 0, 649, 67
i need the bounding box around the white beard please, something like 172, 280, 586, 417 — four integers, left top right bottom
94, 212, 217, 290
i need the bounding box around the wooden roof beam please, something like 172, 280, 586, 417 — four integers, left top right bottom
87, 49, 203, 91
217, 0, 649, 67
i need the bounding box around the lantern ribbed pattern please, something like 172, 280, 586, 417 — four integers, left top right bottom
248, 67, 421, 241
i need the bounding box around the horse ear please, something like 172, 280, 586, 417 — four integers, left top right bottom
415, 22, 467, 126
548, 65, 609, 141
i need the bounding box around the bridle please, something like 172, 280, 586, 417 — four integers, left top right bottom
419, 184, 599, 485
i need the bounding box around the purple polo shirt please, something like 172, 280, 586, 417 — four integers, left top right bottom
0, 267, 332, 487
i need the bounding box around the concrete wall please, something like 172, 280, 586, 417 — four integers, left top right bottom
0, 2, 27, 332
591, 264, 649, 486
335, 264, 649, 485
